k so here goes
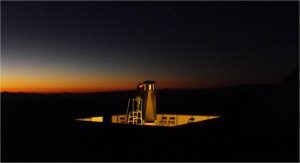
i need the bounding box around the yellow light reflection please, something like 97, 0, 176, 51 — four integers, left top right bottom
76, 116, 103, 122
111, 114, 220, 127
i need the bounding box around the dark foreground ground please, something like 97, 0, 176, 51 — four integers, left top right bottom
2, 69, 299, 161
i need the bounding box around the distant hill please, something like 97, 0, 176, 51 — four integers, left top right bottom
280, 67, 299, 87
240, 67, 299, 134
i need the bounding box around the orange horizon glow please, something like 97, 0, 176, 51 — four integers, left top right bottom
1, 69, 229, 93
1, 83, 215, 93
0, 87, 134, 93
1, 79, 230, 93
0, 84, 205, 93
1, 59, 241, 93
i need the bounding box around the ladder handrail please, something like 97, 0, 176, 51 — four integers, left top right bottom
126, 98, 130, 122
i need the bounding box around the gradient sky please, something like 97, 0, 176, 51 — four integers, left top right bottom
1, 1, 299, 92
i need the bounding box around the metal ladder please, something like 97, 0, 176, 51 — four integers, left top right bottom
126, 97, 143, 125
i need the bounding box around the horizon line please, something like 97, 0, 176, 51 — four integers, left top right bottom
0, 83, 275, 94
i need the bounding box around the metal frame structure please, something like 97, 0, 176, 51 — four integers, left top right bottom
126, 97, 143, 125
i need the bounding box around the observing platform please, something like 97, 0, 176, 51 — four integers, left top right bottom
76, 116, 103, 122
111, 113, 220, 127
76, 114, 221, 127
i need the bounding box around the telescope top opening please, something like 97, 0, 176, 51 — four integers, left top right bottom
142, 80, 156, 91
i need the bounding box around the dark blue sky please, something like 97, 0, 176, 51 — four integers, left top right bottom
2, 1, 299, 92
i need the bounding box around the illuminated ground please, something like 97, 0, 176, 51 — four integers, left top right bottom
76, 114, 221, 127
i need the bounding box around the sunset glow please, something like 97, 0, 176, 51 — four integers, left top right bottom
1, 2, 298, 93
1, 67, 227, 93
